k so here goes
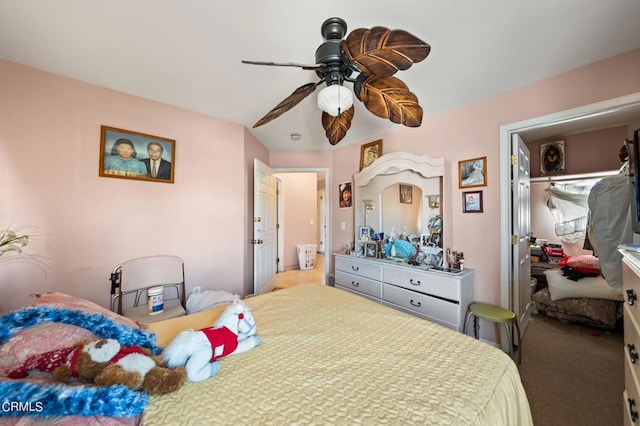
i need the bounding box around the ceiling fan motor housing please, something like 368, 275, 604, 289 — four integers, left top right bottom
316, 18, 354, 86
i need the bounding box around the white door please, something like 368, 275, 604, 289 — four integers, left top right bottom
253, 159, 278, 294
511, 134, 532, 340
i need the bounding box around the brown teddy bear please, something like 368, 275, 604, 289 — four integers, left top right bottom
8, 338, 186, 395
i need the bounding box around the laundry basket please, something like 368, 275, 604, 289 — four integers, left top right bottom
297, 244, 317, 270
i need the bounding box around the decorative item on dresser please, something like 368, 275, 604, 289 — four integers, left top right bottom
621, 248, 640, 423
334, 254, 473, 331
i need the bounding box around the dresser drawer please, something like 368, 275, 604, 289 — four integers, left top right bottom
383, 283, 458, 328
336, 284, 381, 304
625, 352, 640, 425
382, 266, 459, 301
335, 256, 382, 281
625, 304, 640, 387
624, 390, 636, 426
335, 270, 383, 299
624, 259, 640, 326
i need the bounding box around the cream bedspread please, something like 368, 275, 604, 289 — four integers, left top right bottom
145, 284, 532, 425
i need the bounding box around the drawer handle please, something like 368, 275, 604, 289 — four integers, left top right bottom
351, 281, 360, 287
629, 398, 639, 422
351, 266, 360, 272
410, 299, 421, 307
409, 278, 421, 286
629, 344, 639, 364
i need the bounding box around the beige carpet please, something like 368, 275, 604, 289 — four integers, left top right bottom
518, 313, 623, 426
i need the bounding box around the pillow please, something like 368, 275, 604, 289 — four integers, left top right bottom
0, 322, 96, 376
31, 292, 139, 329
544, 269, 623, 301
566, 255, 600, 271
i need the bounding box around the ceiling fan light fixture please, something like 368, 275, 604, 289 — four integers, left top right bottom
317, 84, 353, 117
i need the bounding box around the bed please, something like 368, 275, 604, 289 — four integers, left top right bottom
1, 284, 532, 425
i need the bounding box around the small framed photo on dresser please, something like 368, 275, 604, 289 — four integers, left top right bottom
363, 242, 378, 258
359, 226, 373, 240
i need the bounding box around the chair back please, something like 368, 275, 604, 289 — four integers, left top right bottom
110, 255, 187, 323
120, 255, 184, 292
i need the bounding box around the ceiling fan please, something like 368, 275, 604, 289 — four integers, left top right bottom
242, 17, 431, 145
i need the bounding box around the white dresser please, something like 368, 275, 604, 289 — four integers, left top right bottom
334, 253, 473, 331
621, 249, 640, 424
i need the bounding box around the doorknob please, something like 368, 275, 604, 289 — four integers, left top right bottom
250, 239, 264, 244
254, 217, 262, 223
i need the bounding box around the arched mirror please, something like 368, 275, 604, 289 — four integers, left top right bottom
353, 152, 444, 266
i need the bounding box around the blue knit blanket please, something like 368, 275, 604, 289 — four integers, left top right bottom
0, 306, 162, 418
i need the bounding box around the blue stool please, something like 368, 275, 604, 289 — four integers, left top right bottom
463, 302, 521, 364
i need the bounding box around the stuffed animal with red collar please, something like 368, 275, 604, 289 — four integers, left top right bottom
8, 338, 186, 395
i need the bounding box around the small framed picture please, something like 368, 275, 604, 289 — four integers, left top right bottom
339, 182, 352, 208
364, 242, 378, 258
399, 184, 413, 204
429, 232, 442, 247
420, 233, 430, 246
360, 139, 383, 170
463, 191, 483, 213
458, 156, 487, 188
359, 226, 373, 240
540, 140, 565, 175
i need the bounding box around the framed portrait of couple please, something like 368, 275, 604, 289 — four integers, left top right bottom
99, 125, 176, 184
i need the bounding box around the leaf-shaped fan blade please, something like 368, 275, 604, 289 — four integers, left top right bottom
321, 106, 355, 145
342, 27, 430, 77
355, 75, 423, 127
253, 83, 318, 128
242, 60, 325, 71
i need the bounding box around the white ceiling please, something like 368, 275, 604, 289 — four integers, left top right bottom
1, 1, 639, 151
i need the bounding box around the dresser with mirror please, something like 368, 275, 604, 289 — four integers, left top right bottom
334, 152, 474, 331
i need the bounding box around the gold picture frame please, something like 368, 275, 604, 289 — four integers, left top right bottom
360, 139, 383, 170
458, 156, 487, 188
99, 125, 175, 183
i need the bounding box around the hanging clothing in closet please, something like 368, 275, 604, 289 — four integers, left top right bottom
587, 174, 633, 292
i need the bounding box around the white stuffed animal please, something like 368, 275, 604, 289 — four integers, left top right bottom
163, 299, 261, 382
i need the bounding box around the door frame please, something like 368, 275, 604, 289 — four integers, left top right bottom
274, 167, 331, 281
500, 92, 640, 340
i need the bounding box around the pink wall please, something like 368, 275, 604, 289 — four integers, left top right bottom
0, 59, 263, 311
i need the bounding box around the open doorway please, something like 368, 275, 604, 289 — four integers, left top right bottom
499, 92, 640, 349
274, 168, 329, 287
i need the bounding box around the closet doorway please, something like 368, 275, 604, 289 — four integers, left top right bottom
499, 92, 640, 353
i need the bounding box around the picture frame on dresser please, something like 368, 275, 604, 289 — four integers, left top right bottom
363, 242, 378, 258
359, 226, 373, 240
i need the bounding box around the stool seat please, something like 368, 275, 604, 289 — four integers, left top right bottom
468, 302, 516, 322
464, 302, 521, 364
